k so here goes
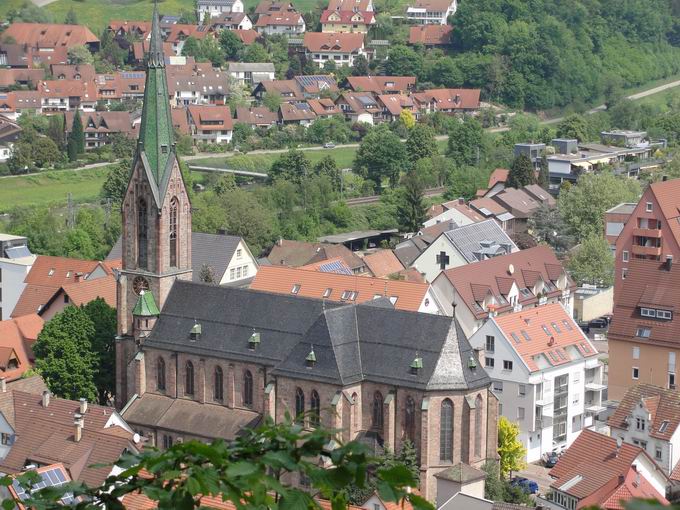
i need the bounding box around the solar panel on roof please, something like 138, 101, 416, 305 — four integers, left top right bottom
318, 260, 352, 275
295, 102, 311, 111
12, 467, 75, 504
357, 96, 377, 106
4, 245, 31, 259
121, 72, 144, 79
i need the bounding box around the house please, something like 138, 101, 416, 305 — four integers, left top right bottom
64, 111, 134, 150
164, 24, 214, 55
171, 107, 191, 136
235, 106, 278, 128
0, 43, 68, 69
1, 23, 100, 52
469, 303, 602, 462
607, 258, 680, 401
548, 429, 669, 510
303, 32, 367, 67
95, 71, 146, 103
0, 386, 141, 488
131, 41, 181, 66
197, 0, 245, 20
227, 62, 274, 86
513, 142, 545, 171
232, 29, 261, 45
609, 384, 680, 480
0, 314, 43, 381
488, 187, 542, 233
0, 69, 44, 90
411, 219, 518, 283
327, 0, 374, 11
423, 198, 485, 229
249, 265, 443, 314
108, 232, 259, 285
362, 250, 405, 278
37, 79, 97, 112
573, 285, 613, 323
307, 98, 342, 118
0, 235, 35, 320
475, 168, 509, 198
318, 229, 397, 251
294, 74, 340, 96
412, 88, 480, 114
255, 0, 296, 14
345, 75, 416, 95
267, 239, 368, 274
108, 20, 151, 40
10, 255, 118, 320
377, 94, 418, 122
211, 12, 253, 30
604, 202, 636, 252
431, 245, 576, 338
0, 117, 21, 163
406, 0, 457, 24
169, 71, 230, 105
613, 177, 680, 301
469, 197, 516, 235
187, 105, 234, 144
394, 234, 440, 268
408, 25, 453, 47
253, 75, 339, 101
279, 101, 317, 126
51, 63, 96, 82
320, 9, 375, 33
254, 12, 306, 35
601, 129, 650, 147
335, 91, 382, 124
0, 91, 42, 121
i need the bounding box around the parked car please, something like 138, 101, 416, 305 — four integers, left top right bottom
323, 142, 336, 148
543, 451, 559, 468
589, 318, 608, 329
510, 477, 539, 495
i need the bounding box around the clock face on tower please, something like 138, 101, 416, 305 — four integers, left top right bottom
133, 276, 150, 295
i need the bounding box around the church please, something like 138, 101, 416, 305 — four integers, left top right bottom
114, 5, 499, 501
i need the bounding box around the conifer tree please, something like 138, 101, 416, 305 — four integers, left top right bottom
67, 109, 85, 161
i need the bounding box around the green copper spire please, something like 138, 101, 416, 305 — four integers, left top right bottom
137, 0, 174, 186
132, 290, 160, 316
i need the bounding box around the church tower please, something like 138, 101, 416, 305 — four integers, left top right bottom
115, 2, 192, 407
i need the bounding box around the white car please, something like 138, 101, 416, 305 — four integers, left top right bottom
323, 142, 336, 149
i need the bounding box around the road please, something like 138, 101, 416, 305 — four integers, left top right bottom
345, 186, 446, 207
0, 160, 114, 179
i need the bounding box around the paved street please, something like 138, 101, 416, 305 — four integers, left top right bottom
515, 463, 554, 497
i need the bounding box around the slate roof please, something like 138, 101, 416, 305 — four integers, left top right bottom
441, 219, 517, 264
266, 239, 365, 271
145, 282, 488, 391
393, 237, 432, 267
608, 383, 680, 441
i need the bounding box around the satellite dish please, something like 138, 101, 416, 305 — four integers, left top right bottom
508, 264, 515, 275
133, 433, 141, 443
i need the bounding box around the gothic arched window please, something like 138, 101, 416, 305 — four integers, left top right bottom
169, 197, 179, 268
405, 396, 416, 443
214, 366, 224, 401
295, 387, 305, 423
243, 370, 253, 408
440, 399, 454, 461
185, 361, 194, 396
156, 357, 166, 391
137, 198, 148, 269
310, 390, 321, 427
372, 391, 384, 430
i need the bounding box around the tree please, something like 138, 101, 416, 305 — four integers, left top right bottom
558, 172, 641, 241
33, 306, 98, 402
506, 154, 535, 188
383, 45, 423, 78
101, 161, 131, 205
353, 124, 408, 192
313, 155, 341, 191
537, 155, 549, 189
447, 116, 484, 167
64, 8, 78, 24
568, 234, 615, 287
399, 109, 416, 130
263, 91, 282, 112
67, 45, 94, 65
497, 416, 526, 479
219, 29, 244, 59
242, 42, 270, 63
482, 461, 504, 501
81, 298, 117, 405
323, 59, 337, 72
529, 203, 576, 255
352, 54, 369, 76
32, 136, 63, 169
405, 124, 437, 164
397, 171, 427, 232
556, 114, 590, 143
270, 149, 311, 183
199, 263, 216, 283
111, 133, 136, 159
67, 109, 85, 161
181, 36, 202, 59
63, 228, 97, 259
47, 114, 65, 150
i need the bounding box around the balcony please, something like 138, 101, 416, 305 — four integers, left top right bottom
585, 380, 606, 391
534, 416, 553, 431
633, 227, 662, 239
631, 245, 662, 257
535, 396, 551, 406
585, 358, 601, 369
586, 403, 606, 414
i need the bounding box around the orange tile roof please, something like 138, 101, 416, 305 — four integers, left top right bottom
23, 256, 99, 287
232, 29, 260, 45
250, 265, 430, 311
320, 9, 375, 24
346, 76, 415, 94
61, 275, 117, 308
363, 250, 404, 278
0, 315, 43, 381
412, 88, 480, 111
492, 302, 597, 372
408, 24, 453, 45
2, 23, 99, 48
188, 105, 234, 130
299, 257, 353, 274
303, 32, 364, 53
488, 168, 509, 188
377, 94, 415, 116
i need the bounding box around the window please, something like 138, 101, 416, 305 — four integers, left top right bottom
310, 390, 320, 427
493, 381, 503, 392
485, 335, 495, 352
243, 370, 253, 408
440, 399, 453, 461
632, 367, 640, 380
636, 328, 651, 338
670, 373, 676, 389
503, 360, 513, 371
658, 310, 672, 320
163, 434, 173, 449
214, 366, 224, 401
656, 447, 663, 460
485, 357, 495, 368
185, 361, 194, 395
510, 332, 520, 344
291, 284, 301, 294
660, 420, 670, 433
295, 387, 305, 423
518, 384, 526, 397
641, 308, 656, 318
573, 372, 580, 383
646, 202, 653, 212
169, 197, 179, 268
341, 290, 351, 299
243, 265, 249, 277
156, 358, 166, 391
230, 268, 235, 280
64, 294, 69, 304
138, 199, 148, 268
517, 407, 525, 421
372, 392, 384, 430
1, 433, 10, 445
622, 268, 628, 280
236, 248, 242, 259
474, 394, 483, 457
633, 346, 640, 359
623, 250, 629, 262
551, 322, 562, 334
323, 288, 332, 298
404, 396, 416, 442
572, 393, 579, 405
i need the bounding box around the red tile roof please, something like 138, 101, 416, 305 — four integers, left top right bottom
255, 12, 304, 26
488, 168, 509, 188
303, 32, 364, 53
171, 107, 190, 135
2, 23, 99, 48
320, 9, 375, 24
61, 275, 117, 309
469, 197, 509, 217
51, 64, 96, 82
412, 88, 480, 111
608, 384, 680, 441
250, 265, 430, 312
377, 94, 415, 116
408, 25, 453, 46
165, 24, 213, 43
107, 20, 151, 37
267, 239, 365, 271
649, 177, 680, 248
307, 98, 341, 117
0, 315, 43, 381
37, 79, 97, 101
188, 105, 234, 131
345, 76, 415, 94
232, 29, 260, 45
327, 0, 372, 11
362, 250, 405, 278
279, 102, 316, 122
0, 69, 45, 88
235, 106, 278, 126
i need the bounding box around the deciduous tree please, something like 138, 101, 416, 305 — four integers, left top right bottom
567, 234, 615, 287
270, 149, 311, 183
353, 124, 408, 192
81, 298, 117, 404
219, 29, 244, 59
498, 416, 526, 478
406, 124, 437, 164
446, 116, 484, 167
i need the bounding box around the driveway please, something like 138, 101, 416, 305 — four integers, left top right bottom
515, 463, 554, 497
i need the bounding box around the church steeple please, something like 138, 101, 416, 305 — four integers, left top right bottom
137, 0, 174, 190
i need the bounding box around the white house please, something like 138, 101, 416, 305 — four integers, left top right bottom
197, 0, 244, 20
406, 0, 456, 25
254, 12, 306, 35
0, 235, 35, 321
422, 198, 485, 229
303, 32, 367, 67
227, 62, 275, 86
412, 219, 518, 283
187, 105, 234, 145
608, 384, 680, 479
469, 302, 603, 462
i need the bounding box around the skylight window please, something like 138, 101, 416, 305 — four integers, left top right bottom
520, 288, 532, 298
323, 288, 332, 298
562, 319, 573, 331
580, 342, 591, 354
291, 284, 301, 294
510, 332, 520, 344
541, 325, 551, 336
341, 290, 351, 299
551, 322, 562, 334
659, 420, 670, 433
521, 330, 531, 341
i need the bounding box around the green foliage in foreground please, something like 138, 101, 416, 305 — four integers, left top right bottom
2, 418, 434, 510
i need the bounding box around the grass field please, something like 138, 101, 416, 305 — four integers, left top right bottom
0, 166, 111, 212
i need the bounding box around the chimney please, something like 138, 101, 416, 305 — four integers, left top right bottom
74, 414, 83, 442
666, 255, 673, 271
74, 272, 83, 282
458, 197, 464, 205
79, 398, 88, 414
0, 378, 6, 393
42, 390, 50, 408
662, 175, 668, 182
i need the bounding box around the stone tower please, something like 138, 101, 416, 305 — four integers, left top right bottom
115, 2, 192, 408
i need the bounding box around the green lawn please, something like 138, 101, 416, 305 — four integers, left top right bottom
0, 0, 28, 19
0, 166, 111, 212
